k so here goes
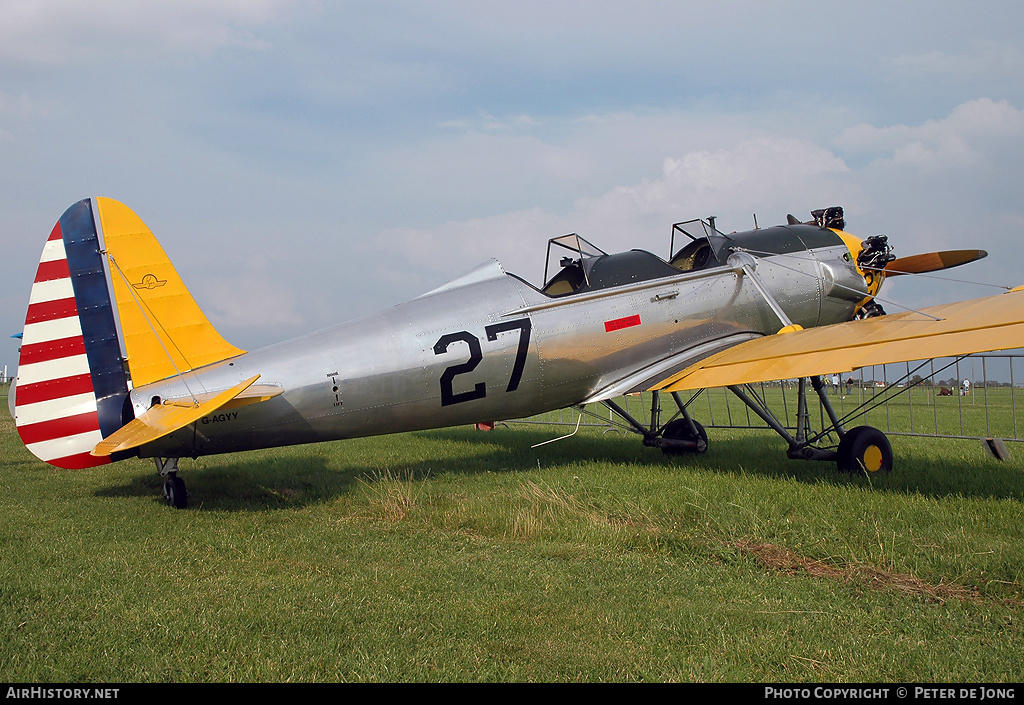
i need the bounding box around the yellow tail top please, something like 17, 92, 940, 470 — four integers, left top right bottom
96, 197, 245, 387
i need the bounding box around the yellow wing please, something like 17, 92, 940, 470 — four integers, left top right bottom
653, 288, 1024, 393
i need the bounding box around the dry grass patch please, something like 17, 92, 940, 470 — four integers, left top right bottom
735, 539, 983, 604
358, 468, 423, 523
510, 480, 660, 544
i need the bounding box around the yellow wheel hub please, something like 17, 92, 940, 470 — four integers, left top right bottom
863, 445, 884, 472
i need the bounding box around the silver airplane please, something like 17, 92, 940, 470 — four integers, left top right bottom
13, 199, 1019, 507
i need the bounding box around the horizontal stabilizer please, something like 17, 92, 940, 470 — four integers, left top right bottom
652, 289, 1024, 392
160, 383, 283, 409
91, 375, 261, 457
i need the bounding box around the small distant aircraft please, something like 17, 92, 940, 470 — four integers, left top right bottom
11, 198, 1024, 507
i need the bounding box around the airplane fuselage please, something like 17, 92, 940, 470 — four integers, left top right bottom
129, 225, 866, 459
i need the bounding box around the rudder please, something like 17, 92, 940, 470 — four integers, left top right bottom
15, 199, 129, 468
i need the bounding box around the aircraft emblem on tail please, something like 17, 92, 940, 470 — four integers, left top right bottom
132, 274, 167, 290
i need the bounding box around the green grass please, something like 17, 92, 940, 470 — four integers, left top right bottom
2, 386, 1024, 682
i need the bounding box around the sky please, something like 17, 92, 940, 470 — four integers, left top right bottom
3, 0, 1024, 377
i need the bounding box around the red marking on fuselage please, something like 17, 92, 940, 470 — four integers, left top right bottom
604, 314, 641, 332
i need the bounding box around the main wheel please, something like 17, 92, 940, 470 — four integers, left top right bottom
837, 426, 893, 474
163, 475, 189, 509
661, 419, 708, 456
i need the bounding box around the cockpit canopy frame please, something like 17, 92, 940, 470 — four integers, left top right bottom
669, 218, 735, 269
542, 233, 609, 291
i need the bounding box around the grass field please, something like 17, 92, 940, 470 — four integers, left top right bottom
2, 384, 1023, 682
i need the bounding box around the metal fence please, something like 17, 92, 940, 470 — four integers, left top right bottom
509, 353, 1024, 444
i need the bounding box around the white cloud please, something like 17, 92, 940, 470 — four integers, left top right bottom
614, 137, 848, 209
373, 134, 854, 287
362, 96, 1024, 322
200, 274, 305, 330
837, 98, 1024, 171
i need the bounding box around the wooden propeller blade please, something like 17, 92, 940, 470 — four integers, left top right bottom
883, 249, 987, 276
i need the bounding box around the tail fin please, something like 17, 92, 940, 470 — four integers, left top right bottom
95, 197, 244, 387
14, 198, 244, 468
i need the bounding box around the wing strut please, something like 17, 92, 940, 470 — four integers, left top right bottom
728, 251, 806, 333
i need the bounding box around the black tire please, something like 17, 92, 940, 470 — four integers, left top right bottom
661, 419, 708, 456
837, 426, 893, 474
163, 475, 189, 509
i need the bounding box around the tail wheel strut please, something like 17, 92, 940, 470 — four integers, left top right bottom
155, 457, 188, 509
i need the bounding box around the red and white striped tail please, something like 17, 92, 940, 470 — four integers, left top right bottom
16, 222, 105, 468
14, 200, 129, 469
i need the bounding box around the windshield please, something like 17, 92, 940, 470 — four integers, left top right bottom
542, 233, 608, 293
668, 219, 733, 270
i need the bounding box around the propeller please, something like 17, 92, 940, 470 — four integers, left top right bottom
883, 249, 988, 277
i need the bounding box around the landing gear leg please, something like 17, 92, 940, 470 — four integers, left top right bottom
727, 383, 839, 462
661, 393, 708, 455
601, 390, 709, 454
727, 381, 895, 474
155, 457, 188, 509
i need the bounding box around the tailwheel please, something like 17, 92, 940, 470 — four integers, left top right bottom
163, 474, 189, 509
837, 426, 893, 474
661, 419, 708, 456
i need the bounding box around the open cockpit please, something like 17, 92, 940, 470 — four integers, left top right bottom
536, 218, 735, 298
530, 209, 858, 299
